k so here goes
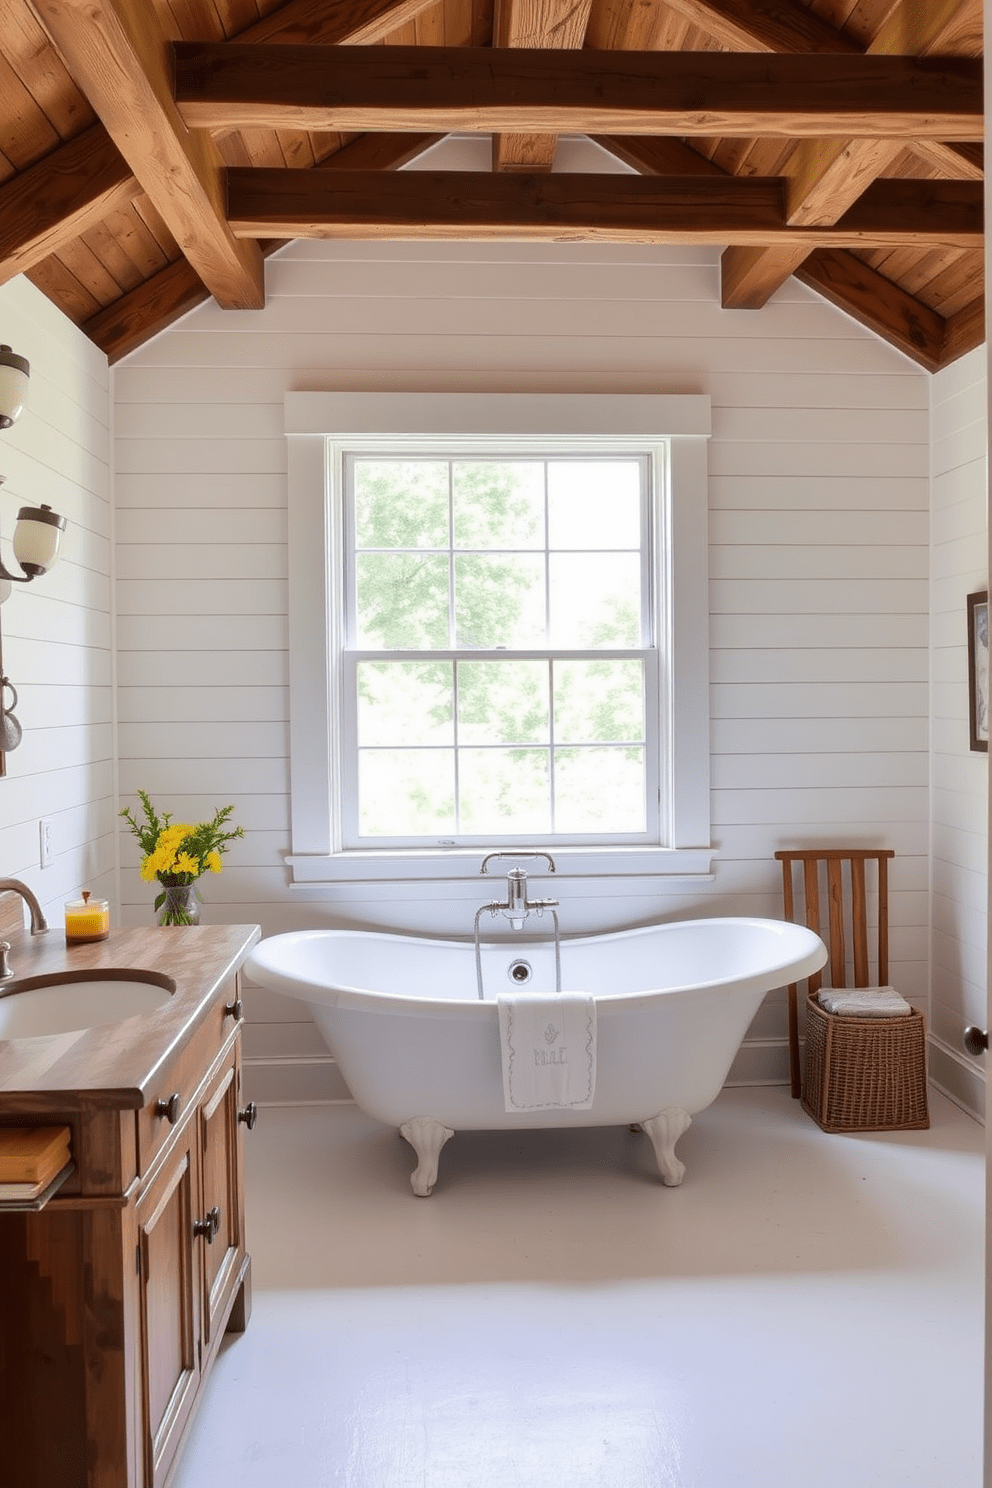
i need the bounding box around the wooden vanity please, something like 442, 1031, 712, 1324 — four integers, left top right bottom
0, 919, 261, 1488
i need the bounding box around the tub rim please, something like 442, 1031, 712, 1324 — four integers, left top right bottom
245, 916, 828, 1020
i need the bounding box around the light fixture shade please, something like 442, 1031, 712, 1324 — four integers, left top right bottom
12, 504, 65, 576
0, 346, 29, 430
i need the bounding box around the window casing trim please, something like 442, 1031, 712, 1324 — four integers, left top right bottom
285, 392, 713, 886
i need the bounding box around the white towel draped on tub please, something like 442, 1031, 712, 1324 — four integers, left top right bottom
497, 992, 597, 1112
817, 986, 913, 1018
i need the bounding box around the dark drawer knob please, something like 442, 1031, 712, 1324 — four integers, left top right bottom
154, 1093, 181, 1124
224, 998, 244, 1021
963, 1026, 989, 1056
193, 1206, 221, 1243
238, 1101, 258, 1131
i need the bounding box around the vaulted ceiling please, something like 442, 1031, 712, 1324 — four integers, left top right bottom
1, 0, 983, 369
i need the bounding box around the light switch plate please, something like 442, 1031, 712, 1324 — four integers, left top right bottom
39, 818, 53, 869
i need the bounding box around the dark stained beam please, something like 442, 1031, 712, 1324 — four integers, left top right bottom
939, 296, 985, 367
794, 250, 946, 372
226, 168, 983, 249
0, 126, 141, 287
174, 45, 983, 141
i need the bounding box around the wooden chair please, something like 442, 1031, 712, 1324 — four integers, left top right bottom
775, 849, 894, 1100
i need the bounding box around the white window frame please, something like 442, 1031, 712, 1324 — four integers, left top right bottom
285, 392, 713, 891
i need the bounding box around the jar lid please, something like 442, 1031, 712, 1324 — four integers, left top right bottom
65, 890, 108, 910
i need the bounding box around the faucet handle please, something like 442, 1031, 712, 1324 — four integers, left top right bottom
0, 941, 10, 980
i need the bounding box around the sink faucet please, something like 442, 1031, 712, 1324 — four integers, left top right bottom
0, 879, 49, 980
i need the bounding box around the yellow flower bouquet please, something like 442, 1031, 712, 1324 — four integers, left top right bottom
120, 789, 244, 925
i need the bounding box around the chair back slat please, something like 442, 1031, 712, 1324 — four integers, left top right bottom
851, 857, 869, 986
878, 854, 890, 986
801, 860, 823, 995
826, 858, 846, 987
775, 848, 895, 1099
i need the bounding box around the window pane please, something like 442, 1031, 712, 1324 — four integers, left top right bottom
549, 553, 641, 647
354, 460, 449, 549
453, 462, 544, 549
355, 553, 450, 649
548, 461, 641, 550
359, 749, 455, 835
358, 661, 453, 746
554, 660, 644, 743
458, 748, 551, 834
457, 660, 549, 744
554, 747, 646, 833
454, 554, 546, 648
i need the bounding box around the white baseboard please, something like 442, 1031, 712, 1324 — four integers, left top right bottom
928, 1037, 985, 1124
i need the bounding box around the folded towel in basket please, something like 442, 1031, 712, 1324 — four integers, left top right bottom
497, 992, 596, 1112
817, 986, 913, 1018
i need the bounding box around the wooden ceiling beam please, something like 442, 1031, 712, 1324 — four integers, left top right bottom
492, 0, 593, 173
0, 125, 141, 287
939, 296, 985, 367
794, 249, 946, 372
225, 168, 982, 249
84, 132, 442, 363
31, 0, 264, 310
236, 0, 446, 46
720, 0, 980, 309
174, 45, 982, 140
658, 0, 861, 54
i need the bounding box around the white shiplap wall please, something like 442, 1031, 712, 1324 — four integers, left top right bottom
929, 347, 988, 1120
113, 142, 932, 1101
0, 276, 115, 926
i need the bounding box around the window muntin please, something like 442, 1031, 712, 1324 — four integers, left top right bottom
342, 453, 657, 847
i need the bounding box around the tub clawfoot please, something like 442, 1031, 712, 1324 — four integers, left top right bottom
399, 1116, 455, 1196
641, 1107, 692, 1186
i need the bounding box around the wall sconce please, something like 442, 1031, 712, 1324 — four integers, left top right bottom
0, 344, 69, 768
0, 346, 67, 607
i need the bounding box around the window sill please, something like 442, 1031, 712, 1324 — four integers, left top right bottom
286, 845, 715, 891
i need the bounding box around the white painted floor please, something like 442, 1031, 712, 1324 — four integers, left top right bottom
173, 1087, 985, 1488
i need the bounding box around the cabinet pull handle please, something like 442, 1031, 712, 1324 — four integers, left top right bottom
154, 1092, 181, 1124
238, 1101, 258, 1131
193, 1206, 221, 1243
224, 998, 244, 1021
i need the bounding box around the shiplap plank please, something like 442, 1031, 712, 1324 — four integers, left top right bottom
711, 682, 927, 717
709, 545, 927, 580
710, 612, 927, 649
709, 475, 928, 510
709, 648, 926, 684
711, 716, 928, 753
710, 509, 927, 546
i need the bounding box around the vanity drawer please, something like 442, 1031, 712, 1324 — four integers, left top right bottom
136, 980, 243, 1177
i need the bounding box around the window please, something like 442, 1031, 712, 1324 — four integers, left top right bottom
285, 394, 712, 889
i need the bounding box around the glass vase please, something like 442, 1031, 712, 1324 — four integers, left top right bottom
156, 883, 200, 927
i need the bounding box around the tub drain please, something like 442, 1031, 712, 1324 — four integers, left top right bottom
507, 959, 532, 985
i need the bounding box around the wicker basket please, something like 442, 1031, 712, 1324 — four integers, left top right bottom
802, 993, 930, 1133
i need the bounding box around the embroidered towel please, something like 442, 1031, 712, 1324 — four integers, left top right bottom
817, 986, 912, 1018
496, 992, 597, 1113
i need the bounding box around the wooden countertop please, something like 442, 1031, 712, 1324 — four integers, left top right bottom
0, 923, 261, 1109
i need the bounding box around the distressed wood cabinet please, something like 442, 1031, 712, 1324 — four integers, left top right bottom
0, 924, 260, 1488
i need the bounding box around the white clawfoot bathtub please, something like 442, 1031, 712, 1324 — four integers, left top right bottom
245, 917, 826, 1195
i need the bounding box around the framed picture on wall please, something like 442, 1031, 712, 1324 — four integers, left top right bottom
967, 590, 988, 752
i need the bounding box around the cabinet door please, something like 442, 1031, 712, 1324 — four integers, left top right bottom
198, 1043, 245, 1351
135, 1126, 202, 1488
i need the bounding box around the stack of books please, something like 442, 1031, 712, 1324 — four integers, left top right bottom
0, 1125, 73, 1203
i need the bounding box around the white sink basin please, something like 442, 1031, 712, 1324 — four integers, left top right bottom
0, 971, 176, 1040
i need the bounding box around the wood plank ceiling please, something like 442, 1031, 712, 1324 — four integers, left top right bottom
0, 0, 983, 370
